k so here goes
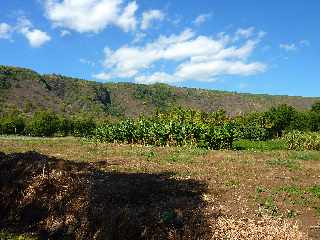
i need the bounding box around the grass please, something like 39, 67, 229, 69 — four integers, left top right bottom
288, 151, 320, 161
233, 139, 287, 151
224, 179, 240, 189
266, 158, 301, 170
309, 186, 320, 198
0, 136, 320, 238
254, 184, 320, 220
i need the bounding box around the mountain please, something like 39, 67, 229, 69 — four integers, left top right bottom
0, 65, 319, 117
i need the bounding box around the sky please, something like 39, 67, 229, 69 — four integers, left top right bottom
0, 1, 319, 97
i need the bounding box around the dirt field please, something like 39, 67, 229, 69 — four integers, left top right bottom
0, 136, 320, 239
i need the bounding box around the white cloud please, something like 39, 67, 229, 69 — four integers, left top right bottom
235, 27, 255, 40
23, 29, 51, 47
0, 23, 13, 39
44, 0, 138, 33
193, 13, 212, 26
116, 1, 138, 32
93, 72, 112, 81
17, 17, 51, 47
280, 43, 297, 52
135, 72, 178, 84
141, 10, 165, 30
132, 32, 146, 43
95, 28, 267, 83
175, 60, 266, 80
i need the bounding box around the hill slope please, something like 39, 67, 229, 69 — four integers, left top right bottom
0, 65, 319, 117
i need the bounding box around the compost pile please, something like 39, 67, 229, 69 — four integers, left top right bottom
0, 151, 210, 240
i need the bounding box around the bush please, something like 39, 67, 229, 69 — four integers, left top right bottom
233, 113, 269, 141
72, 117, 96, 137
0, 114, 25, 135
309, 112, 320, 132
311, 101, 320, 113
283, 131, 320, 151
26, 111, 60, 137
57, 117, 73, 136
264, 105, 298, 137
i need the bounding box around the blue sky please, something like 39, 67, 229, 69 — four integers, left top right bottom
0, 0, 319, 97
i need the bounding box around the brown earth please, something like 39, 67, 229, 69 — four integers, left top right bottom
0, 151, 211, 240
0, 137, 320, 239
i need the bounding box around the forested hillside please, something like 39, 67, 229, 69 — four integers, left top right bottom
0, 65, 319, 117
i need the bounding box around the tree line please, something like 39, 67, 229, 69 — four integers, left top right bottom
1, 101, 320, 150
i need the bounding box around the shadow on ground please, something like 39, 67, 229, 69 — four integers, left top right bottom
0, 151, 213, 240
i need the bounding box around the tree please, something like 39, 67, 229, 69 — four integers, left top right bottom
311, 101, 320, 113
264, 104, 297, 137
26, 111, 60, 137
0, 112, 25, 135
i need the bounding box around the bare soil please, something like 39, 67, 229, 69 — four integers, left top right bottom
0, 137, 320, 239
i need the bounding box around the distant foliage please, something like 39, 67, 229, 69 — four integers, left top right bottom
0, 78, 11, 89
283, 131, 320, 151
134, 83, 174, 109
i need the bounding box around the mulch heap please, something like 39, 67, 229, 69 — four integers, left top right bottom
0, 151, 211, 240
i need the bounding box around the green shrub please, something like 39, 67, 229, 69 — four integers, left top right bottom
283, 131, 320, 151
309, 112, 320, 132
25, 111, 60, 137
0, 114, 25, 135
72, 117, 96, 137
233, 112, 270, 141
57, 117, 73, 136
264, 104, 298, 137
311, 101, 320, 113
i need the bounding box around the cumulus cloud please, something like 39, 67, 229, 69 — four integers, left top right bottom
94, 28, 267, 83
0, 23, 13, 39
17, 17, 51, 47
117, 1, 138, 32
23, 29, 51, 47
193, 13, 212, 26
44, 0, 138, 33
141, 10, 165, 30
93, 72, 112, 80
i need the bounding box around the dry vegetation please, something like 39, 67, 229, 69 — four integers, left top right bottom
1, 65, 320, 117
1, 136, 320, 239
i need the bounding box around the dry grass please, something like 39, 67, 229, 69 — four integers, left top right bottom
1, 136, 320, 239
212, 216, 307, 240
